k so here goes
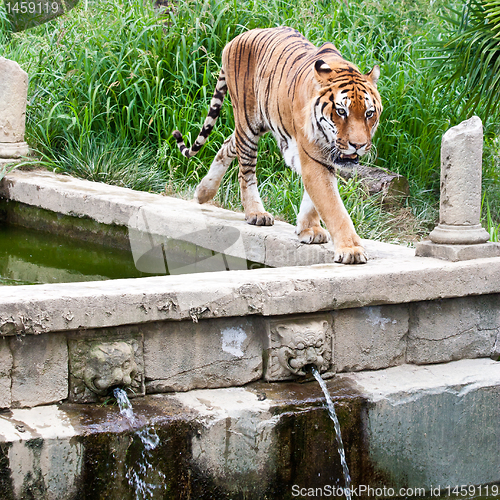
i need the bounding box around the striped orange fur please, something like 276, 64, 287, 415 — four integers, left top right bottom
173, 27, 382, 264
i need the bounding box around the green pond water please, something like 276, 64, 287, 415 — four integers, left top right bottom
0, 222, 158, 285
0, 222, 261, 285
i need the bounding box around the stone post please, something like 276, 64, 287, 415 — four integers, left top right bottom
416, 116, 500, 261
0, 57, 30, 161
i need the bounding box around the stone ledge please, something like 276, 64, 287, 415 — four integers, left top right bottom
0, 170, 417, 267
1, 254, 500, 335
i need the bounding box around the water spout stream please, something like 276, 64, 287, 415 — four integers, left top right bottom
113, 388, 165, 499
311, 367, 352, 500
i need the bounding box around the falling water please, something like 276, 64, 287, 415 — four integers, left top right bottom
311, 367, 352, 500
114, 386, 135, 421
113, 388, 165, 499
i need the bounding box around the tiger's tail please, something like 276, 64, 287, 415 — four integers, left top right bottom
172, 70, 228, 158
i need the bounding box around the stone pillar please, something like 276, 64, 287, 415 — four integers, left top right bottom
0, 57, 30, 160
416, 116, 500, 261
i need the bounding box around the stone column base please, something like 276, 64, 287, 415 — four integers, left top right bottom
415, 240, 500, 261
429, 223, 490, 245
0, 141, 30, 159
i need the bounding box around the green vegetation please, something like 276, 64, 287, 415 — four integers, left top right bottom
0, 0, 499, 243
0, 162, 18, 182
434, 0, 500, 117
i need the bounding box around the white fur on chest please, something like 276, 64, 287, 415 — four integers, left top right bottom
274, 134, 301, 175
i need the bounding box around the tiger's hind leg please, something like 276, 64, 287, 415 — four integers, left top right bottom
296, 190, 330, 244
194, 134, 237, 204
235, 127, 274, 226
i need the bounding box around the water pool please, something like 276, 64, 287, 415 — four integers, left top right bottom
0, 199, 264, 285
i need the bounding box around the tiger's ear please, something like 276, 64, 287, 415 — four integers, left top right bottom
366, 65, 380, 87
314, 59, 333, 86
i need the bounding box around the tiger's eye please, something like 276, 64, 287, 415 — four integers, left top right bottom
366, 109, 374, 118
336, 108, 347, 117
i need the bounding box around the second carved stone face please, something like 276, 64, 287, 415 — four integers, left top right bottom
273, 318, 332, 377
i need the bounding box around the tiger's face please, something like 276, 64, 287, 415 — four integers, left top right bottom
311, 60, 382, 164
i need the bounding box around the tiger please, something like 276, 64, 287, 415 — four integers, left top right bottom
172, 26, 382, 264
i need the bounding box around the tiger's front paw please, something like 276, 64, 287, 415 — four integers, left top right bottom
334, 244, 368, 264
297, 226, 330, 244
246, 211, 275, 226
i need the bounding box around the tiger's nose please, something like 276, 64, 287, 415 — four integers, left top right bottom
349, 142, 367, 152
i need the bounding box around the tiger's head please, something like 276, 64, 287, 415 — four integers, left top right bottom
309, 59, 382, 164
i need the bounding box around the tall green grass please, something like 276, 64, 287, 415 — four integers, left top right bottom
0, 0, 499, 241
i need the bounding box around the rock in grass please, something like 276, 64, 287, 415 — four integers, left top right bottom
336, 162, 409, 205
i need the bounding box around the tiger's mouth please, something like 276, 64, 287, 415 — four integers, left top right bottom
334, 153, 359, 165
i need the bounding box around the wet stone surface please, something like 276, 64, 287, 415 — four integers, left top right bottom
1, 359, 499, 498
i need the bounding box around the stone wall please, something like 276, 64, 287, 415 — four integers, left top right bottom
1, 294, 498, 408
1, 359, 499, 498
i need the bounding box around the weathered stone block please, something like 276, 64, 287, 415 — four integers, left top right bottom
334, 305, 408, 372
8, 437, 83, 500
427, 116, 489, 246
0, 337, 13, 408
144, 318, 262, 392
0, 57, 29, 158
0, 405, 83, 499
344, 359, 500, 489
10, 333, 68, 408
175, 387, 277, 496
437, 116, 484, 228
407, 295, 500, 364
262, 314, 333, 381
68, 326, 145, 403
